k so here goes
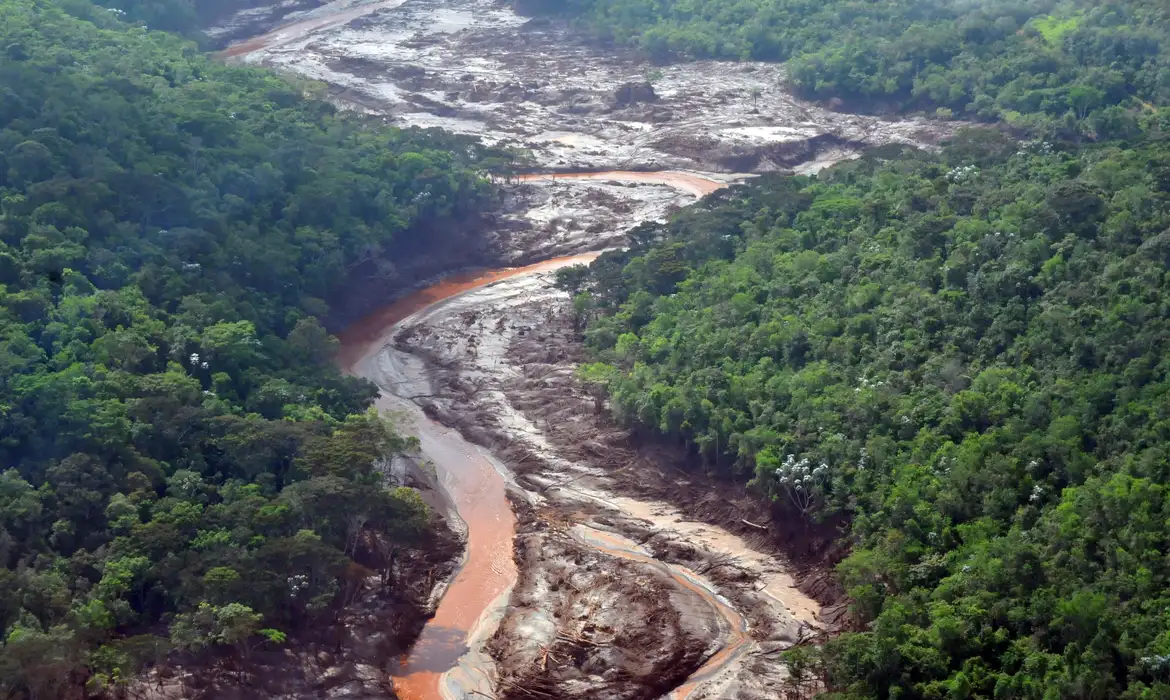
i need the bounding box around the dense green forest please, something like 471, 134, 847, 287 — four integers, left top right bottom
524, 0, 1169, 134
79, 0, 281, 36
564, 113, 1170, 698
0, 0, 500, 694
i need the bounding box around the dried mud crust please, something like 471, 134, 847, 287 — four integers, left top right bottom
223, 0, 954, 174
487, 498, 716, 700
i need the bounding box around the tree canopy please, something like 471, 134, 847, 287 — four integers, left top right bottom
0, 0, 500, 693
567, 114, 1170, 698
526, 0, 1170, 135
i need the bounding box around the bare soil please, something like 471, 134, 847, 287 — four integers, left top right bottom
386, 270, 833, 699
220, 0, 954, 174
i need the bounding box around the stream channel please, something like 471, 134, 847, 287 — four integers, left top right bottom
336, 174, 751, 700
216, 0, 898, 695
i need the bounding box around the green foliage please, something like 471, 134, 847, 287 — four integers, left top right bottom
170, 601, 282, 658
531, 0, 1169, 134
573, 121, 1170, 697
1033, 13, 1084, 46
73, 0, 293, 36
0, 0, 491, 692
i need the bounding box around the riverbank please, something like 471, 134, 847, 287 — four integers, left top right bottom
370, 259, 831, 699
214, 1, 881, 695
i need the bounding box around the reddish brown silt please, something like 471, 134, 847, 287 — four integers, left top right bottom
337, 255, 599, 699
333, 173, 727, 699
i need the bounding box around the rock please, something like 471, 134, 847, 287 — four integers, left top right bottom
613, 81, 659, 107
650, 108, 675, 123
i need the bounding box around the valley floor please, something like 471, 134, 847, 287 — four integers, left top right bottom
213, 0, 913, 695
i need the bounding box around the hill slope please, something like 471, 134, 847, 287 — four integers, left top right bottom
569, 118, 1170, 698
0, 0, 500, 694
523, 0, 1169, 135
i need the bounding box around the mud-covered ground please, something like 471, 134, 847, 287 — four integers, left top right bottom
489, 499, 718, 700
219, 0, 952, 174
377, 269, 832, 699
202, 0, 329, 46
207, 0, 919, 694
502, 176, 705, 262
325, 173, 717, 330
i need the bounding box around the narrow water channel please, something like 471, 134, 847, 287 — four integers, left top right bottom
569, 525, 750, 700
337, 255, 600, 700
335, 171, 744, 699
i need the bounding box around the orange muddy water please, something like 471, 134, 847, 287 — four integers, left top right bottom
336, 253, 602, 370
334, 171, 730, 699
337, 254, 599, 700
376, 414, 513, 700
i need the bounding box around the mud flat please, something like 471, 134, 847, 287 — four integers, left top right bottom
380, 264, 827, 700
325, 171, 728, 330
500, 171, 740, 264
211, 0, 905, 694
329, 170, 831, 699
218, 0, 952, 174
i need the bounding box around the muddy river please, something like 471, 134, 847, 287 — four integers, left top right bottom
333, 171, 822, 699
338, 254, 600, 699
337, 172, 763, 699
221, 2, 869, 696
338, 248, 766, 700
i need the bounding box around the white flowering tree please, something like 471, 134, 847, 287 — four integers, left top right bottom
760, 450, 829, 518
946, 164, 978, 183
